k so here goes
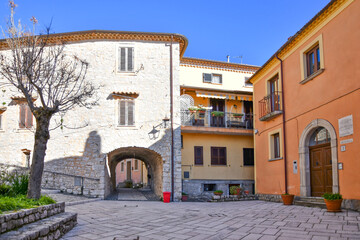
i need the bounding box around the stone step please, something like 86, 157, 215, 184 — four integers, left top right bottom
0, 212, 77, 240
294, 200, 327, 209
295, 196, 325, 203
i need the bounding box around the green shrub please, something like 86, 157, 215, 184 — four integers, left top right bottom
10, 174, 28, 195
125, 180, 133, 188
214, 190, 223, 194
0, 195, 56, 214
323, 193, 342, 200
0, 184, 12, 196
230, 186, 240, 195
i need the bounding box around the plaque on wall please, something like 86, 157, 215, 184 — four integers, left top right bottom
338, 115, 353, 138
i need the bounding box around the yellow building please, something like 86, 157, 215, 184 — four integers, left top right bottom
179, 57, 259, 198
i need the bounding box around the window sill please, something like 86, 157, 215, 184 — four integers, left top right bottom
16, 128, 34, 132
116, 71, 136, 76
115, 126, 138, 130
203, 82, 222, 85
268, 157, 283, 162
300, 68, 325, 84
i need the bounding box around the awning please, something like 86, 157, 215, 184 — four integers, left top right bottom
112, 91, 139, 99
196, 91, 252, 101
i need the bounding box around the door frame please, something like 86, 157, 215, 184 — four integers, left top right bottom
299, 119, 339, 197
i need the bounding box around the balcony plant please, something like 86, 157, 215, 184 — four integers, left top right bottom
213, 190, 223, 196
181, 192, 188, 201
197, 108, 206, 113
211, 111, 224, 117
281, 193, 294, 205
232, 113, 244, 118
188, 107, 198, 113
323, 193, 342, 212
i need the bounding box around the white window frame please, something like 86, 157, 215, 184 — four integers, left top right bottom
203, 73, 222, 84
117, 99, 135, 127
116, 44, 135, 73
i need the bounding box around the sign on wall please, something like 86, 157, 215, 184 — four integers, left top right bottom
338, 115, 353, 138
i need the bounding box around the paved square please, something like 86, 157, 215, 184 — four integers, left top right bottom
64, 200, 360, 240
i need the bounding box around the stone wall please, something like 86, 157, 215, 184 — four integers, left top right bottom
0, 40, 182, 200
0, 203, 65, 234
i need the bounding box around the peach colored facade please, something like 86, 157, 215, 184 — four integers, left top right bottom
115, 159, 148, 186
251, 0, 360, 203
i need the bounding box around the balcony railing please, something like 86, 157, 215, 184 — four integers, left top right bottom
181, 110, 253, 129
258, 91, 283, 121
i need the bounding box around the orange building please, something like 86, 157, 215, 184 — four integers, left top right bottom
249, 0, 360, 210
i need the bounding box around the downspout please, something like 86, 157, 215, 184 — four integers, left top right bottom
170, 35, 175, 201
275, 53, 288, 194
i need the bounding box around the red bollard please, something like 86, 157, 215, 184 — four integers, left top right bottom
163, 192, 171, 203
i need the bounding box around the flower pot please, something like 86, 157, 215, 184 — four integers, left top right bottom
181, 195, 188, 202
324, 199, 342, 212
198, 110, 205, 113
214, 192, 223, 196
189, 110, 197, 113
244, 190, 249, 195
281, 194, 294, 205
234, 115, 243, 118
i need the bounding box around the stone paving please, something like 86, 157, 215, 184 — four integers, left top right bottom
63, 200, 360, 240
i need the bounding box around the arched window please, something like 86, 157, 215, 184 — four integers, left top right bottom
309, 127, 330, 146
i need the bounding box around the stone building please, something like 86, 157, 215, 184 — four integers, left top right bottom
0, 30, 186, 201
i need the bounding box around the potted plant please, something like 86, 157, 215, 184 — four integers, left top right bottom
188, 107, 198, 113
197, 108, 206, 114
211, 111, 224, 117
232, 113, 244, 118
323, 193, 342, 212
213, 190, 223, 196
181, 192, 188, 201
281, 193, 295, 205
230, 186, 241, 196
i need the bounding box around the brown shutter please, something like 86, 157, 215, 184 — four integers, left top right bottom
26, 105, 33, 128
211, 147, 218, 165
128, 47, 134, 71
194, 146, 203, 165
219, 147, 226, 165
127, 101, 134, 126
19, 104, 26, 128
119, 101, 126, 125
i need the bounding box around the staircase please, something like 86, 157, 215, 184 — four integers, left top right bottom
294, 196, 326, 209
0, 202, 77, 240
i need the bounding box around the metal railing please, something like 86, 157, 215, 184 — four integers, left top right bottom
180, 110, 253, 129
258, 91, 282, 119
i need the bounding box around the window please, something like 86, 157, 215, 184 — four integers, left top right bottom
203, 73, 222, 84
272, 133, 280, 159
74, 177, 82, 186
244, 77, 253, 87
211, 147, 226, 165
204, 184, 216, 191
183, 171, 189, 179
118, 100, 135, 126
194, 146, 203, 165
269, 75, 281, 112
121, 162, 124, 172
243, 148, 254, 166
118, 47, 134, 72
19, 104, 33, 129
306, 45, 320, 76
181, 135, 183, 149
134, 160, 138, 170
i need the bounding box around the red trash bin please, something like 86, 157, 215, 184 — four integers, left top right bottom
163, 192, 171, 203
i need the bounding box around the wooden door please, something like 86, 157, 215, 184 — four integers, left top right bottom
126, 161, 132, 181
310, 143, 332, 197
210, 99, 225, 127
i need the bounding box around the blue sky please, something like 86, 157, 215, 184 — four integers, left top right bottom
0, 0, 330, 66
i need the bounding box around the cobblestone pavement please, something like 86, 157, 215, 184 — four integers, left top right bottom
63, 200, 360, 240
42, 189, 100, 205
106, 188, 160, 201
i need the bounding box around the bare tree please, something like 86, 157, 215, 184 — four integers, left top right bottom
0, 1, 96, 199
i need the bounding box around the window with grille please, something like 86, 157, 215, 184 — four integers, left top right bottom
118, 100, 135, 126
243, 148, 254, 166
19, 104, 33, 129
211, 147, 226, 165
118, 47, 134, 72
194, 146, 203, 165
203, 73, 222, 84
272, 133, 280, 159
134, 160, 139, 170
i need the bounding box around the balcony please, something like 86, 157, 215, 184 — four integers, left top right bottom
181, 110, 253, 135
258, 91, 283, 121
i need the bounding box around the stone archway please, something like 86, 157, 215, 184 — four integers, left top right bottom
107, 147, 163, 198
299, 119, 339, 196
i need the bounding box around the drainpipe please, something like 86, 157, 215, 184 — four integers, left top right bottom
275, 53, 288, 194
170, 35, 175, 201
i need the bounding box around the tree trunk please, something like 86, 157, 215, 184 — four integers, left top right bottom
27, 112, 51, 199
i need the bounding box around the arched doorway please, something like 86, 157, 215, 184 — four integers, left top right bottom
107, 147, 163, 198
299, 119, 339, 197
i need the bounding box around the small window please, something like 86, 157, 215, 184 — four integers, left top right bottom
211, 147, 226, 165
272, 133, 280, 159
184, 171, 189, 179
306, 45, 320, 77
243, 148, 254, 166
119, 100, 135, 126
121, 162, 124, 172
204, 184, 216, 191
194, 146, 203, 165
134, 160, 138, 170
74, 177, 82, 186
19, 104, 33, 129
203, 73, 222, 84
118, 47, 134, 72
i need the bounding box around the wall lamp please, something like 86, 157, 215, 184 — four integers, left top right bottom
148, 116, 170, 140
